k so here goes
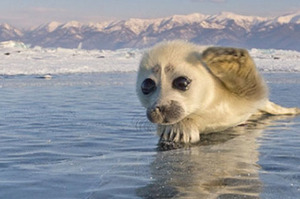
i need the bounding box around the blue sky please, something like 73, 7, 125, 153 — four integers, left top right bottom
0, 0, 299, 28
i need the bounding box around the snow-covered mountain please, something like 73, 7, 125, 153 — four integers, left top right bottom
1, 12, 300, 51
0, 23, 23, 41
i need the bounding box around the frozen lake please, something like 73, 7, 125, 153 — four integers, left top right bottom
0, 72, 299, 199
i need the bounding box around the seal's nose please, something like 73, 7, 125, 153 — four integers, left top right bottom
154, 106, 161, 113
147, 105, 164, 124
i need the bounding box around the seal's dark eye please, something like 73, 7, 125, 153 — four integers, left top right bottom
173, 76, 192, 91
141, 78, 156, 95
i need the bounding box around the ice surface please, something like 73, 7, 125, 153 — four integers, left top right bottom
0, 73, 299, 199
0, 41, 299, 76
0, 41, 142, 76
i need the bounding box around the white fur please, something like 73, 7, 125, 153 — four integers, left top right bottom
136, 40, 300, 144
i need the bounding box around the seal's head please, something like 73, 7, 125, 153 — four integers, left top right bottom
136, 40, 213, 125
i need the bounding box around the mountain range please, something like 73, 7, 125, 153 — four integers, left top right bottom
1, 12, 300, 51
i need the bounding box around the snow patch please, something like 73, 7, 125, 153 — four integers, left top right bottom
62, 21, 82, 29
46, 21, 61, 32
0, 43, 299, 76
274, 12, 300, 24
0, 41, 29, 49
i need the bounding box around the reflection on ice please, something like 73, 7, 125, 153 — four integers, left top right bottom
137, 115, 297, 199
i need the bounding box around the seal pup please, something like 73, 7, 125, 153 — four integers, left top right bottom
136, 40, 300, 145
